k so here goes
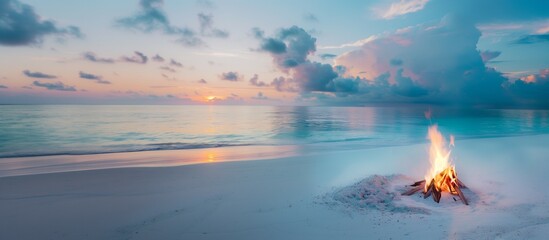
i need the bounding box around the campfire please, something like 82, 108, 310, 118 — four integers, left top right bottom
402, 125, 469, 205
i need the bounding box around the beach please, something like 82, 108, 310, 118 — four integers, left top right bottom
2, 134, 548, 240
2, 0, 549, 239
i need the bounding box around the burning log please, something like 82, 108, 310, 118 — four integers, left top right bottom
402, 124, 469, 205
401, 183, 423, 196
402, 166, 468, 205
454, 184, 468, 205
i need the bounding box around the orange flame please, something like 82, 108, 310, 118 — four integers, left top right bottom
424, 125, 458, 193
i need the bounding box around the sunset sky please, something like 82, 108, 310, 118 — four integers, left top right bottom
1, 0, 548, 106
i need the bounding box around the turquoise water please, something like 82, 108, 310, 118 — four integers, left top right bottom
0, 105, 548, 158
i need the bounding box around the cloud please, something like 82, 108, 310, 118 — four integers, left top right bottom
334, 15, 511, 104
480, 50, 501, 62
23, 70, 56, 79
378, 0, 429, 20
319, 36, 377, 49
508, 68, 549, 107
303, 13, 318, 22
257, 18, 549, 107
82, 52, 115, 63
33, 81, 76, 91
0, 0, 82, 46
79, 71, 111, 84
270, 76, 298, 92
477, 23, 525, 32
293, 62, 338, 92
0, 85, 8, 89
121, 51, 148, 64
152, 54, 165, 62
251, 27, 264, 39
513, 34, 549, 44
255, 26, 345, 92
197, 13, 229, 38
104, 90, 192, 104
160, 73, 176, 81
251, 92, 268, 100
476, 19, 549, 41
198, 78, 207, 84
116, 1, 229, 47
116, 0, 203, 47
169, 59, 183, 67
536, 22, 549, 34
249, 74, 268, 87
220, 71, 241, 81
259, 38, 286, 54
320, 53, 337, 60
160, 66, 176, 72
256, 26, 316, 70
391, 68, 428, 97
518, 68, 549, 84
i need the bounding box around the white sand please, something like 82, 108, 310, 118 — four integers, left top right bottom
1, 134, 549, 240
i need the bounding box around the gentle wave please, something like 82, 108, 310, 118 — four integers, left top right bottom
0, 142, 253, 158
315, 137, 373, 143
1, 132, 544, 159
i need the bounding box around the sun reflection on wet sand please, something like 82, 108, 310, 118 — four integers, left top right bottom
205, 151, 216, 163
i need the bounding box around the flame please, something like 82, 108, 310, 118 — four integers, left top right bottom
424, 125, 459, 194
401, 119, 468, 204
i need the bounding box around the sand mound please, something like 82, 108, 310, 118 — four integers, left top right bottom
322, 174, 429, 214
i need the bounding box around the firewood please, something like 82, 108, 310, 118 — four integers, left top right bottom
454, 183, 469, 205
402, 167, 469, 205
457, 179, 467, 189
402, 185, 423, 196
411, 180, 425, 187
424, 181, 434, 199
432, 187, 441, 203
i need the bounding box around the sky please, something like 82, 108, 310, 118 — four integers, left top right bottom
0, 0, 548, 107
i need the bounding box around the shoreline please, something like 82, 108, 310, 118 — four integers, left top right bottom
1, 133, 546, 178
0, 144, 304, 178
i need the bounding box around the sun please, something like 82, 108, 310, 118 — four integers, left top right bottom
203, 96, 223, 103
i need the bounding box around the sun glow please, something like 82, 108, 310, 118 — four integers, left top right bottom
203, 96, 222, 103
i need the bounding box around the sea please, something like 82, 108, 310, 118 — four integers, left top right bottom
1, 105, 548, 159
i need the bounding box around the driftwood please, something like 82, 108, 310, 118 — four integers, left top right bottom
402, 168, 469, 205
